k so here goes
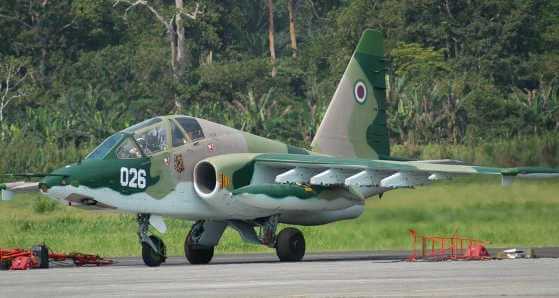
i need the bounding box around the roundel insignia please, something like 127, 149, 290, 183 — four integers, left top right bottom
353, 80, 367, 104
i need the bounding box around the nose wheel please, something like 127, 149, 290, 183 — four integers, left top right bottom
137, 214, 167, 267
142, 235, 166, 267
275, 227, 305, 262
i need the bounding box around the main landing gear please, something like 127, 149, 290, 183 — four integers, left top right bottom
136, 214, 306, 267
275, 227, 305, 262
184, 221, 216, 265
137, 214, 167, 267
230, 215, 306, 262
184, 217, 306, 265
261, 216, 305, 262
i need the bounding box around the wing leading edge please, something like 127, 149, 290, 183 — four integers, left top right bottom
253, 153, 559, 190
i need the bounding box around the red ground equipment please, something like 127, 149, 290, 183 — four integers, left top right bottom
1, 244, 113, 270
408, 229, 491, 261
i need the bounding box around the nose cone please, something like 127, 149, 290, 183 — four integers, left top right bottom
41, 158, 151, 197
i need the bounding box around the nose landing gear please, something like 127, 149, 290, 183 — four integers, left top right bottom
137, 214, 166, 267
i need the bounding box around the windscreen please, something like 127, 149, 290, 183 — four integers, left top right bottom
86, 117, 169, 160
86, 133, 124, 160
116, 137, 143, 159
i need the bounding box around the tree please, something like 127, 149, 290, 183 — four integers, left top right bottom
287, 0, 298, 58
0, 57, 30, 141
0, 0, 79, 86
113, 0, 200, 79
267, 0, 277, 77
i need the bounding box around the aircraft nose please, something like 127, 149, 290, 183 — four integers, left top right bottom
40, 175, 65, 190
40, 165, 76, 190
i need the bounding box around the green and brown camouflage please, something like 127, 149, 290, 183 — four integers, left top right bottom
312, 29, 390, 159
2, 30, 559, 264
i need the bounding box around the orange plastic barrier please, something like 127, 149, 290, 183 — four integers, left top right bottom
408, 229, 490, 261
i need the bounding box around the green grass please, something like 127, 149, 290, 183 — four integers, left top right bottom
1, 177, 558, 257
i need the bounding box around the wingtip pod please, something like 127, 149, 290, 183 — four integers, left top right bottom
1, 183, 14, 201
500, 167, 559, 187
0, 183, 11, 201
0, 181, 40, 200
501, 175, 514, 187
1, 190, 14, 201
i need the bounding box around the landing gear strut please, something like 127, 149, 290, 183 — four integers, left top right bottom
184, 221, 215, 265
137, 214, 166, 267
257, 216, 306, 262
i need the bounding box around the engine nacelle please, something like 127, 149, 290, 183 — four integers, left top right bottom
193, 153, 258, 200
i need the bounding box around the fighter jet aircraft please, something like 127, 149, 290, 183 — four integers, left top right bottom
2, 30, 559, 267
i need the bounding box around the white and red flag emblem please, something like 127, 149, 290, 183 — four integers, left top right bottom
207, 143, 216, 152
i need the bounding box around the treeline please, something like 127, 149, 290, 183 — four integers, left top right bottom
1, 0, 559, 174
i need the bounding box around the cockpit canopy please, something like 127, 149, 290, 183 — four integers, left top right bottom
86, 116, 205, 160
123, 117, 167, 156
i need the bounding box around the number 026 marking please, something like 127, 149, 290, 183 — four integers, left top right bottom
120, 167, 147, 189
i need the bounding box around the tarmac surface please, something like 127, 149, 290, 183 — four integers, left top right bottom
1, 250, 558, 297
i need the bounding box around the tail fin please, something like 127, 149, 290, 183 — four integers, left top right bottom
311, 29, 389, 159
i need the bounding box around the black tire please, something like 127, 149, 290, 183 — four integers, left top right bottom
184, 230, 214, 265
31, 244, 49, 269
0, 260, 11, 270
142, 235, 166, 267
275, 227, 305, 262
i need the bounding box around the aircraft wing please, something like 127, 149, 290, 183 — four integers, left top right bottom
252, 153, 559, 192
0, 181, 40, 201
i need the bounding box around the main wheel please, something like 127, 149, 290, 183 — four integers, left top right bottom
142, 235, 166, 267
184, 230, 214, 265
275, 227, 305, 262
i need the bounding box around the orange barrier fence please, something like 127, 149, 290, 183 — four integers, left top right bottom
408, 229, 491, 261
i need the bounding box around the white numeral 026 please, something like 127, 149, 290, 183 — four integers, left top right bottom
120, 167, 147, 189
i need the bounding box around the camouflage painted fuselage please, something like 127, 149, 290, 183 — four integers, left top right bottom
41, 116, 365, 225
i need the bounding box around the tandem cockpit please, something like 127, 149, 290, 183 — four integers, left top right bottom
86, 116, 206, 160
39, 115, 208, 201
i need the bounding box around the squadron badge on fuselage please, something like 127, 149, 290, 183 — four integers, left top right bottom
174, 154, 185, 174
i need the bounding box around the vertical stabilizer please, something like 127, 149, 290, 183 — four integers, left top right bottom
311, 29, 389, 159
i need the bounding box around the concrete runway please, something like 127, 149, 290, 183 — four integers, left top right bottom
1, 251, 559, 297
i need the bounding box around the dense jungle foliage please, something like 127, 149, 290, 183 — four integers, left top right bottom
1, 0, 559, 174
